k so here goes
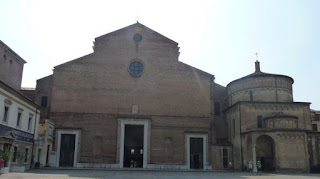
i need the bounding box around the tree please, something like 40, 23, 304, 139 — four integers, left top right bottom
0, 150, 12, 167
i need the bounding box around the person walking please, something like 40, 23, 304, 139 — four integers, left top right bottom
0, 155, 4, 175
257, 160, 262, 175
228, 161, 233, 171
248, 161, 253, 172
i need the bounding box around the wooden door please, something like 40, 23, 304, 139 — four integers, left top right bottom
59, 134, 75, 167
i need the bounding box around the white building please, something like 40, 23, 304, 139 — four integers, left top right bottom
0, 80, 41, 172
0, 40, 41, 173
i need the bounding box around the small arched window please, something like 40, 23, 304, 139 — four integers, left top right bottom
250, 91, 253, 101
233, 119, 236, 137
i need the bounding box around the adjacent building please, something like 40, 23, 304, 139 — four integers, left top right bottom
0, 41, 41, 172
37, 119, 54, 167
226, 61, 312, 172
308, 109, 320, 169
311, 110, 320, 132
0, 40, 26, 91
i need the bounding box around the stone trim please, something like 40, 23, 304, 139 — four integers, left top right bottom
224, 101, 310, 113
241, 129, 310, 134
146, 164, 188, 170
185, 133, 208, 169
4, 99, 12, 105
56, 129, 81, 167
76, 163, 119, 168
118, 118, 150, 168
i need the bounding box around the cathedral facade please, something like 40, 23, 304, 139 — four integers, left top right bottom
35, 23, 320, 172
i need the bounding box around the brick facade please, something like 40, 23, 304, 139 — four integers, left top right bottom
35, 23, 320, 172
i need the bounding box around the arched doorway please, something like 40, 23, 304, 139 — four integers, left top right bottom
256, 135, 275, 172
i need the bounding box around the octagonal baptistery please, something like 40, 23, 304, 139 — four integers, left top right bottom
227, 61, 294, 106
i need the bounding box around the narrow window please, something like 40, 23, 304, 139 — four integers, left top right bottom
215, 102, 220, 115
3, 106, 9, 122
228, 122, 231, 139
222, 148, 229, 168
250, 91, 253, 101
315, 114, 320, 121
233, 119, 236, 136
13, 146, 18, 163
41, 96, 48, 108
28, 117, 32, 131
257, 116, 263, 128
25, 148, 29, 163
48, 127, 53, 136
312, 124, 318, 131
38, 148, 42, 162
16, 112, 22, 127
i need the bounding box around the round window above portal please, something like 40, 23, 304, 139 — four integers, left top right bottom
133, 33, 142, 43
129, 60, 144, 77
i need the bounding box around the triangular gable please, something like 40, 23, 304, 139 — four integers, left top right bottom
0, 130, 16, 140
54, 22, 178, 69
95, 22, 178, 45
52, 22, 214, 79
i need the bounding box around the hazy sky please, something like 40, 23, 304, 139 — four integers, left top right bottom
0, 0, 319, 109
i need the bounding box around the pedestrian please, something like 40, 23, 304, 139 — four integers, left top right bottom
228, 161, 233, 171
248, 161, 253, 172
257, 160, 262, 175
0, 155, 4, 175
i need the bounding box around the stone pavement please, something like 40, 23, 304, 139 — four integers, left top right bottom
1, 169, 320, 179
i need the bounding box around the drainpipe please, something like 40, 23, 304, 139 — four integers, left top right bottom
30, 108, 39, 169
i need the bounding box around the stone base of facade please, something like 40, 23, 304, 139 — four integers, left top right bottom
146, 164, 188, 170
10, 166, 26, 172
75, 163, 213, 170
0, 167, 10, 174
75, 163, 120, 168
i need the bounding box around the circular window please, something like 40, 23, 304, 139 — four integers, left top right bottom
129, 61, 144, 76
133, 33, 142, 43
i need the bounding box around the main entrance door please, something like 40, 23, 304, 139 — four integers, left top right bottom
123, 125, 144, 168
190, 137, 204, 169
256, 135, 275, 172
59, 134, 75, 167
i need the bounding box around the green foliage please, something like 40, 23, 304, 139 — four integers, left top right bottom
0, 149, 12, 160
18, 151, 26, 164
0, 150, 12, 167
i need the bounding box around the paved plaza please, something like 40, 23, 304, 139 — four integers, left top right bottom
1, 169, 320, 179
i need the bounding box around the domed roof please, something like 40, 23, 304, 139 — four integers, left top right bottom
227, 61, 294, 87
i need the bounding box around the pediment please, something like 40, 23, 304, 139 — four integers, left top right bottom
95, 22, 178, 45
54, 22, 179, 69
0, 129, 16, 139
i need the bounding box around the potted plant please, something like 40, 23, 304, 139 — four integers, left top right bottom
0, 150, 12, 173
10, 151, 26, 172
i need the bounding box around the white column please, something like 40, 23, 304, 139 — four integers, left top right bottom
252, 142, 257, 172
